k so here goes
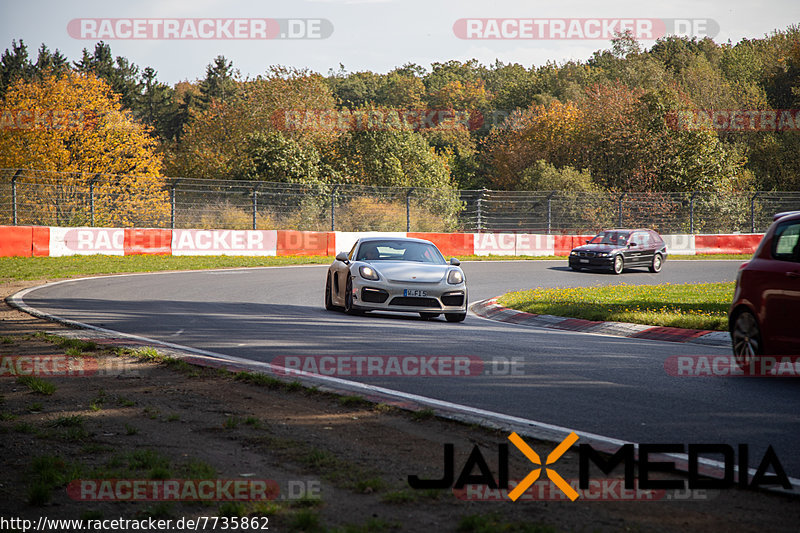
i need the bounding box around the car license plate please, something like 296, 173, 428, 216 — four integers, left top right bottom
580, 259, 589, 263
404, 289, 427, 297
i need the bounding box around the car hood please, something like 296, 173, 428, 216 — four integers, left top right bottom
572, 244, 625, 253
366, 261, 450, 283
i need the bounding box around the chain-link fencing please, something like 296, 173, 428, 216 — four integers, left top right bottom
2, 169, 798, 233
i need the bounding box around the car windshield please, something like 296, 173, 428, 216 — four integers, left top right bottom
589, 231, 631, 246
356, 240, 445, 264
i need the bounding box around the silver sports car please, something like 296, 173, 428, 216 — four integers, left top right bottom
324, 237, 468, 322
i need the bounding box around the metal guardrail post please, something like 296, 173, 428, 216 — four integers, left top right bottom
252, 187, 258, 230
406, 188, 415, 232
546, 191, 556, 234
330, 185, 339, 231
170, 180, 179, 230
89, 173, 101, 227
618, 192, 627, 228
750, 192, 761, 233
689, 191, 697, 234
12, 169, 21, 225
476, 188, 487, 232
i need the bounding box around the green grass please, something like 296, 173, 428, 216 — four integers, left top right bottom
48, 415, 84, 427
34, 333, 97, 352
338, 395, 371, 408
457, 513, 559, 533
17, 376, 57, 395
411, 408, 435, 421
0, 253, 748, 283
498, 281, 734, 330
0, 255, 333, 281
28, 455, 83, 506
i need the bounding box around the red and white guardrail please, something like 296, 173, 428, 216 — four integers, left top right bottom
0, 225, 763, 258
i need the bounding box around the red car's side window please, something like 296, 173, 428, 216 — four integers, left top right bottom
772, 222, 800, 262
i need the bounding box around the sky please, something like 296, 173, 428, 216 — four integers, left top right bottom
1, 0, 799, 85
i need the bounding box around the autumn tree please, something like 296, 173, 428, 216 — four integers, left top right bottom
74, 42, 142, 111
0, 70, 168, 226
167, 66, 339, 181
485, 100, 583, 189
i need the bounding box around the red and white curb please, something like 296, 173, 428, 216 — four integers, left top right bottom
471, 298, 731, 348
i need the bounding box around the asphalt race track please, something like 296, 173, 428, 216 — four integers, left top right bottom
17, 260, 800, 478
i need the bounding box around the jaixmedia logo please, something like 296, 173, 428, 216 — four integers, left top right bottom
408, 432, 793, 501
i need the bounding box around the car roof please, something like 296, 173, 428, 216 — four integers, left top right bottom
773, 211, 800, 222
598, 229, 658, 233
356, 236, 434, 245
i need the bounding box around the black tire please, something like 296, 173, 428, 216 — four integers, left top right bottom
419, 312, 440, 320
571, 265, 582, 271
344, 276, 362, 315
445, 312, 466, 323
612, 255, 624, 275
649, 253, 663, 273
324, 273, 335, 311
731, 310, 762, 370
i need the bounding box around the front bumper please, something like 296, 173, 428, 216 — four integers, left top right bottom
350, 276, 467, 313
569, 255, 614, 270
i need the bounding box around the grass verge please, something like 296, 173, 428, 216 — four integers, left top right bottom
0, 254, 750, 282
498, 282, 734, 330
0, 255, 333, 281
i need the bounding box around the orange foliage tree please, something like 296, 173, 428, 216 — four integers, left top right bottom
485, 100, 583, 189
0, 70, 168, 226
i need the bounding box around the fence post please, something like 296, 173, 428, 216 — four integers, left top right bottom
546, 191, 556, 234
12, 169, 21, 225
89, 173, 101, 227
689, 191, 697, 234
750, 192, 761, 233
476, 188, 487, 232
170, 180, 178, 230
406, 188, 415, 232
330, 185, 339, 231
252, 187, 259, 230
618, 192, 627, 228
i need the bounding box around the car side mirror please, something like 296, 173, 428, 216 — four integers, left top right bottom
335, 252, 350, 264
628, 242, 637, 247
449, 257, 461, 266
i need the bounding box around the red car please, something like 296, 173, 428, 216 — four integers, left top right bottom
729, 211, 800, 365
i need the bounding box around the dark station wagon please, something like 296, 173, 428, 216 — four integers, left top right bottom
569, 229, 668, 275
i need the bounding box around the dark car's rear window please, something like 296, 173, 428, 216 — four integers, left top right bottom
648, 230, 664, 244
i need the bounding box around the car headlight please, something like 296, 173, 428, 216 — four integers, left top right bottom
447, 269, 464, 284
570, 250, 578, 256
359, 265, 379, 281
596, 252, 608, 257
